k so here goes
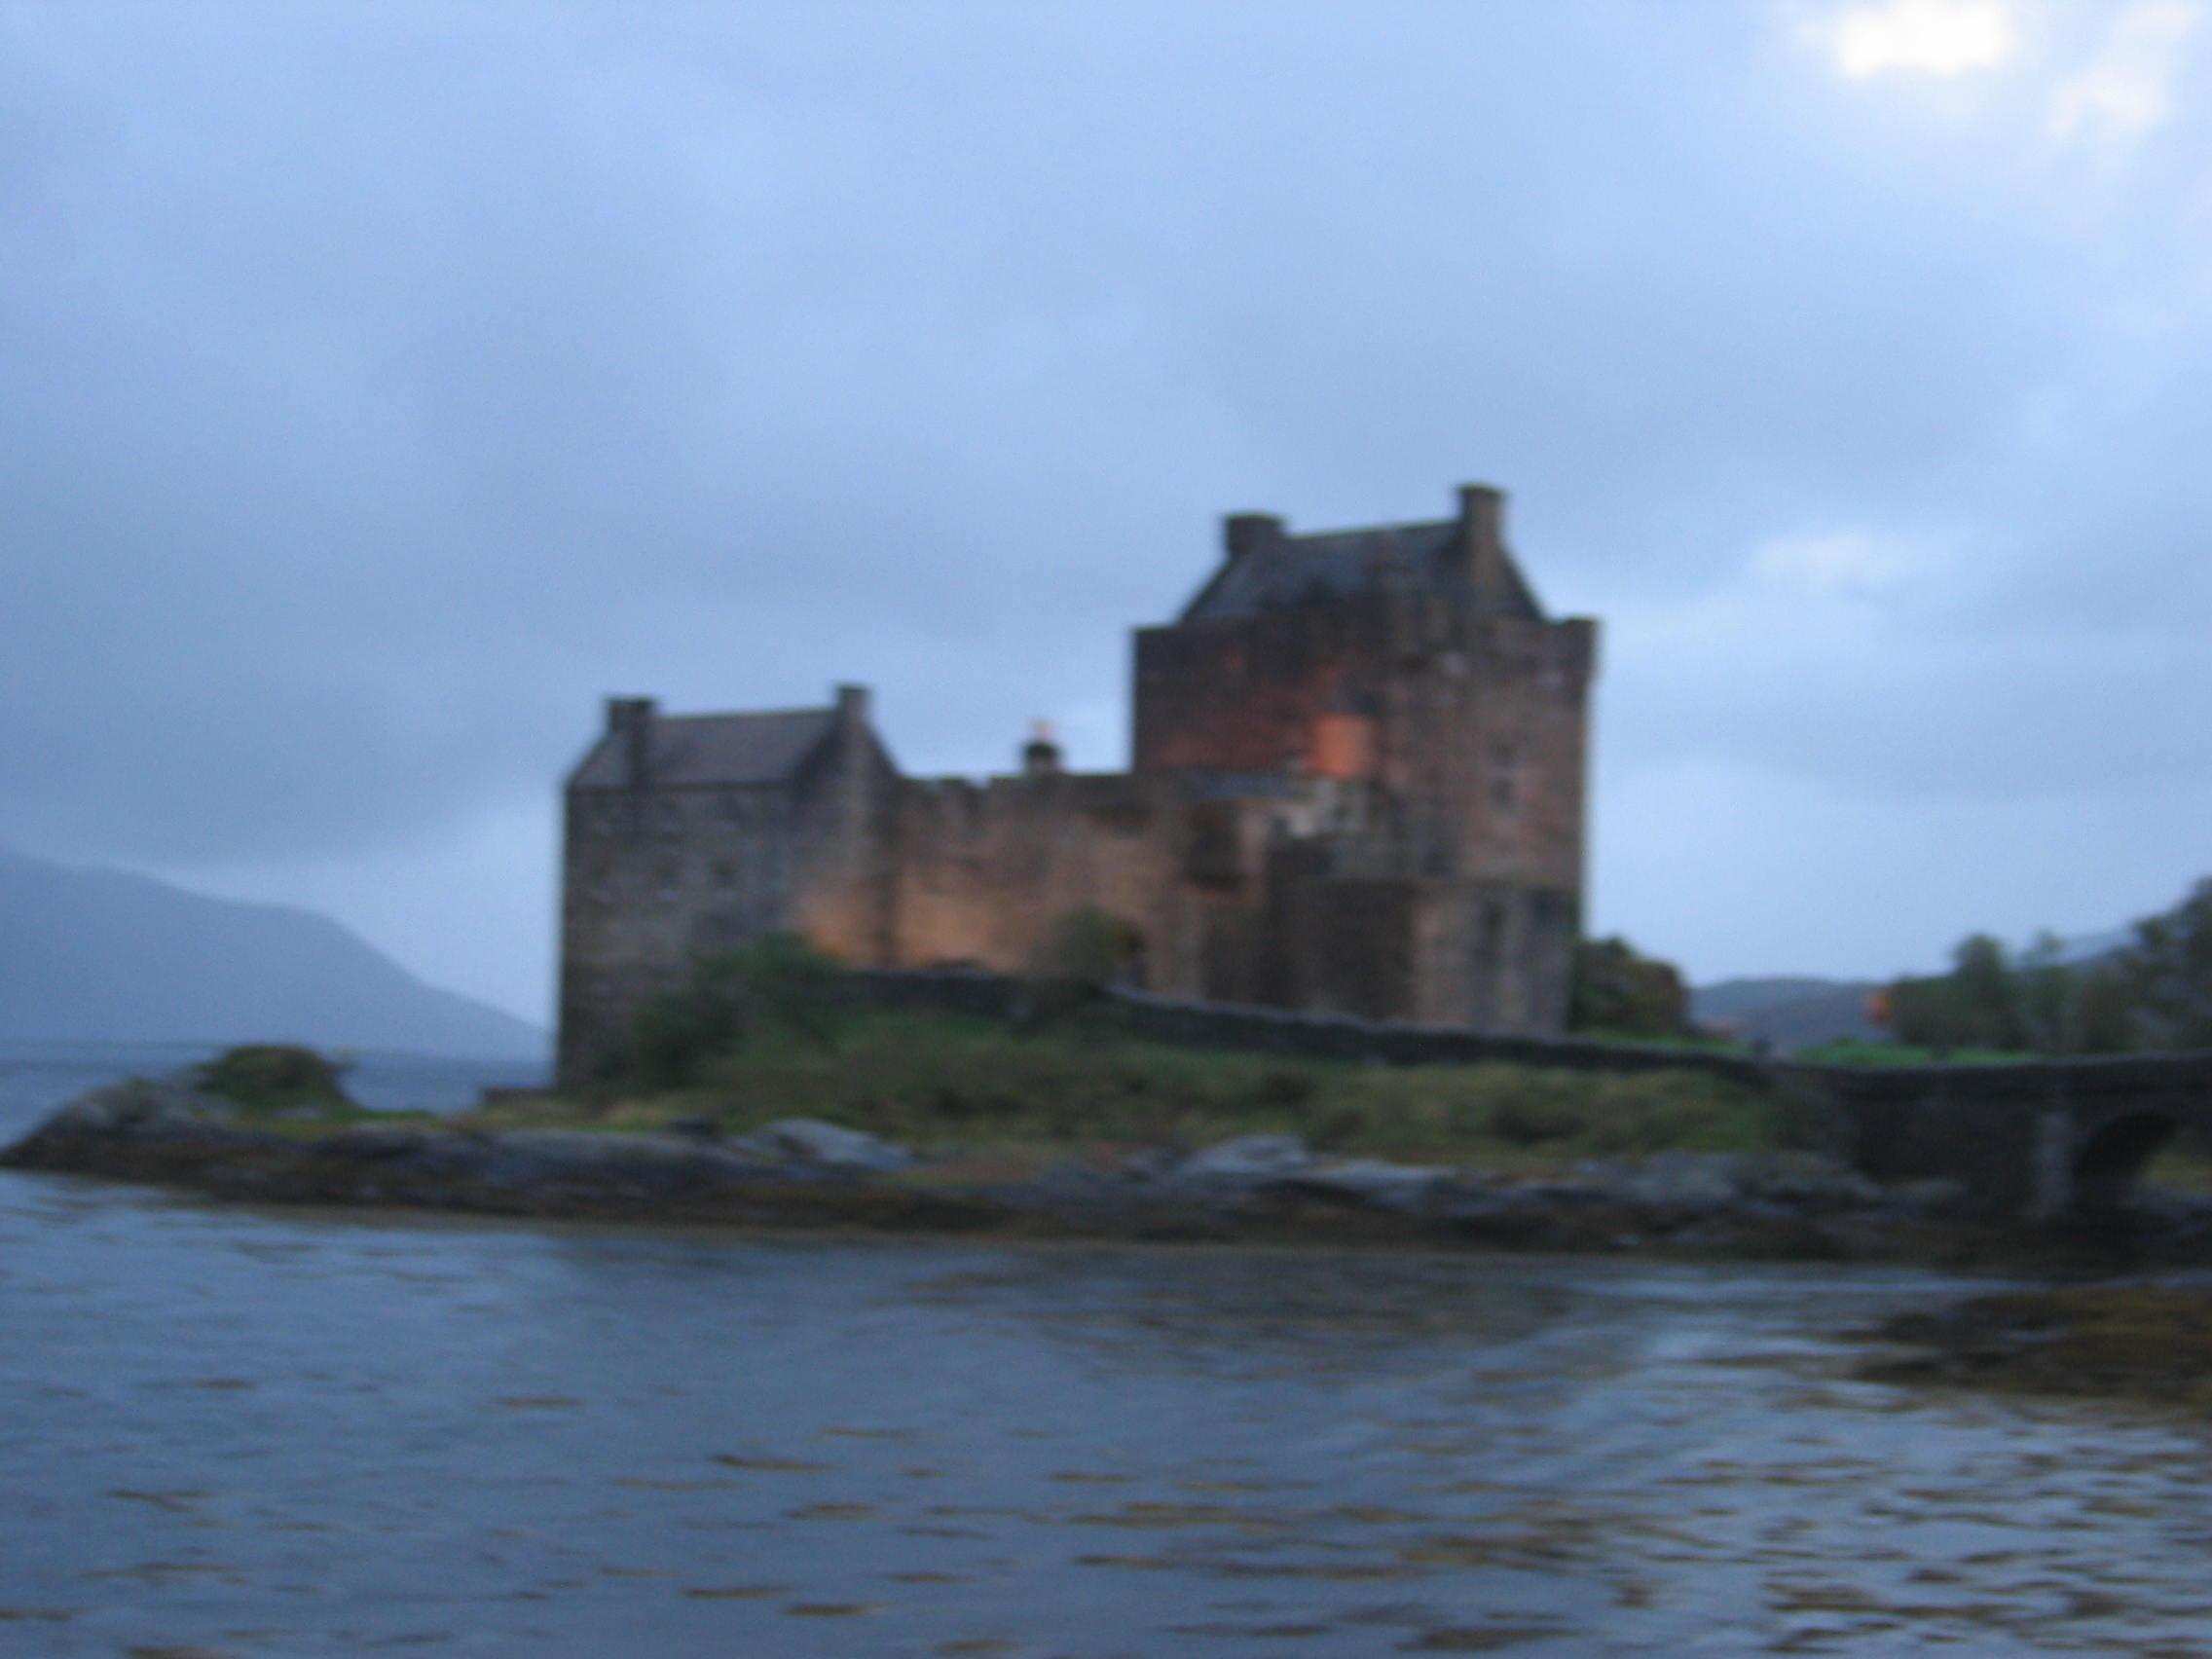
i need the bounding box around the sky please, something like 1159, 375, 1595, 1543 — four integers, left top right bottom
6, 0, 2212, 1024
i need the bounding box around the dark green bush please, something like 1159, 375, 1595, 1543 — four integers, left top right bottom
1569, 937, 1691, 1040
195, 1045, 356, 1116
603, 936, 854, 1091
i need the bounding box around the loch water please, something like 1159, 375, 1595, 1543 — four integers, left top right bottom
4, 1050, 2212, 1656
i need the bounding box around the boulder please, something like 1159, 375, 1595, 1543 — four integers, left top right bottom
1117, 1146, 1185, 1181
1734, 1151, 1884, 1208
28, 1077, 238, 1135
729, 1118, 913, 1172
1604, 1149, 1883, 1210
1175, 1133, 1311, 1181
1623, 1151, 1744, 1206
1284, 1157, 1452, 1211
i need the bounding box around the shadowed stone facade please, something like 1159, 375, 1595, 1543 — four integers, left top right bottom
557, 486, 1598, 1087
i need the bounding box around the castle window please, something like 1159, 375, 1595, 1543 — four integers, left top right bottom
1490, 740, 1520, 811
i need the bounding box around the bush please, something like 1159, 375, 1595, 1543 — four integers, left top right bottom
1022, 905, 1145, 1021
194, 1045, 356, 1116
1569, 937, 1691, 1040
603, 936, 853, 1091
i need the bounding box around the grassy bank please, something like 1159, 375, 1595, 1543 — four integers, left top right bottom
470, 1009, 1779, 1174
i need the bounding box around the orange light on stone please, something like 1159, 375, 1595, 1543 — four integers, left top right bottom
1309, 714, 1377, 780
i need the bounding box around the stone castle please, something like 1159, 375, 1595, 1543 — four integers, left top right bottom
556, 485, 1597, 1086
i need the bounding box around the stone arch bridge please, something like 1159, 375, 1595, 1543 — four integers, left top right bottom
1788, 1053, 2212, 1224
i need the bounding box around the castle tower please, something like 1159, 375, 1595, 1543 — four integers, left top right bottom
1130, 485, 1597, 1029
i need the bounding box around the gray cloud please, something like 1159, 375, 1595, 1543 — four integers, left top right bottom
4, 0, 2210, 1005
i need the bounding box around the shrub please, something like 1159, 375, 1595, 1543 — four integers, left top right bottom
195, 1045, 356, 1116
603, 936, 853, 1090
1022, 905, 1146, 1021
1569, 937, 1691, 1040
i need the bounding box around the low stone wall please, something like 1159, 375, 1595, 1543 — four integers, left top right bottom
851, 967, 1773, 1085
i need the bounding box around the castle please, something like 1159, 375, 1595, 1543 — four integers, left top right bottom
556, 485, 1597, 1086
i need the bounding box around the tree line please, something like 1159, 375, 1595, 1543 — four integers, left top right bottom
1879, 877, 2212, 1056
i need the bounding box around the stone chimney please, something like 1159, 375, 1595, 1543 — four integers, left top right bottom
1022, 718, 1063, 778
1454, 483, 1510, 594
1457, 484, 1504, 546
604, 696, 656, 789
1222, 511, 1285, 565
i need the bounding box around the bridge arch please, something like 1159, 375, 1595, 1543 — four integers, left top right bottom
2070, 1111, 2183, 1218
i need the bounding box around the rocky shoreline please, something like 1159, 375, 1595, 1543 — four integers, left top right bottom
0, 1076, 2108, 1264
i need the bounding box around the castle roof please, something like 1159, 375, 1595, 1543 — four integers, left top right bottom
569, 707, 837, 790
1179, 490, 1545, 625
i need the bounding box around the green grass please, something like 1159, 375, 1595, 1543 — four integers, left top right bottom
1791, 1038, 2035, 1067
1573, 1027, 1749, 1053
473, 1010, 1780, 1172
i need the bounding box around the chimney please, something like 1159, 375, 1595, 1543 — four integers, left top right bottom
833, 683, 870, 726
605, 696, 657, 789
1451, 483, 1512, 596
1222, 511, 1285, 565
1457, 484, 1505, 557
1021, 718, 1063, 778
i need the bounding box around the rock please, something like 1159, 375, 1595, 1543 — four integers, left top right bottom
1174, 1133, 1311, 1181
1285, 1158, 1451, 1212
664, 1116, 722, 1144
36, 1077, 238, 1133
1735, 1151, 1884, 1208
1117, 1146, 1185, 1181
1886, 1178, 1968, 1213
316, 1124, 437, 1161
1622, 1152, 1745, 1206
729, 1118, 913, 1172
1605, 1150, 1886, 1211
1491, 1179, 1617, 1207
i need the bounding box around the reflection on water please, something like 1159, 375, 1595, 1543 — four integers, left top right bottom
4, 1057, 2212, 1655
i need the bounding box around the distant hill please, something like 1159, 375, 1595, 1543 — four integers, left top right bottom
1689, 977, 1884, 1053
0, 845, 545, 1058
1693, 925, 2149, 1056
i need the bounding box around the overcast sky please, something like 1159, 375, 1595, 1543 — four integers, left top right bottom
6, 0, 2211, 1023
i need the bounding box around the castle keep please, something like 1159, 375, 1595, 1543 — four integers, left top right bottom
556, 486, 1597, 1086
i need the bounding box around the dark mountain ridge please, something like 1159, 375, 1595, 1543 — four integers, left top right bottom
1689, 977, 1884, 1052
0, 845, 544, 1058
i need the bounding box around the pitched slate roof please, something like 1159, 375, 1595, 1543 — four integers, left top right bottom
1181, 519, 1542, 624
570, 708, 837, 790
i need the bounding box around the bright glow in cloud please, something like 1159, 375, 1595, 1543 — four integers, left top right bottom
2048, 2, 2199, 142
1751, 529, 1936, 601
1832, 0, 2017, 78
